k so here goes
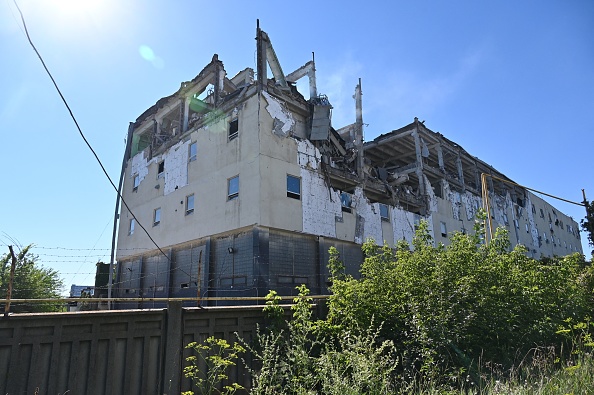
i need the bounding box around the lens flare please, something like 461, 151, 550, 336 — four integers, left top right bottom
139, 45, 164, 69
139, 45, 155, 61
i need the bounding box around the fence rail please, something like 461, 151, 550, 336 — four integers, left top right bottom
0, 301, 309, 395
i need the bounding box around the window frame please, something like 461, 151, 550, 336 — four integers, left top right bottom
379, 203, 390, 222
228, 175, 239, 200
128, 218, 135, 235
186, 194, 195, 215
440, 221, 447, 238
188, 142, 197, 162
286, 174, 301, 200
133, 174, 140, 191
153, 207, 161, 226
340, 192, 352, 213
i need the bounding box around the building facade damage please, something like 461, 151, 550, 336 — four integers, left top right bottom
113, 26, 583, 307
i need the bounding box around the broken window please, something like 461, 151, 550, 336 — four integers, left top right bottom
228, 176, 239, 200
132, 130, 152, 157
287, 175, 301, 200
379, 204, 390, 221
229, 118, 238, 141
440, 222, 447, 238
340, 192, 352, 213
153, 207, 161, 226
532, 204, 536, 214
433, 183, 443, 198
128, 218, 135, 235
186, 194, 194, 215
157, 161, 165, 178
189, 142, 197, 162
133, 174, 140, 192
539, 208, 544, 218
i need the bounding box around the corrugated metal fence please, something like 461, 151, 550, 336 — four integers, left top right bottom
0, 303, 269, 395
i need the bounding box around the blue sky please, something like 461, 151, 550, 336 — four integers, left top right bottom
1, 0, 593, 292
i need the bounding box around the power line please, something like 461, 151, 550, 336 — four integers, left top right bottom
11, 0, 169, 263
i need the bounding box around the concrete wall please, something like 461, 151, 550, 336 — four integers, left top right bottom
115, 225, 359, 304
0, 303, 271, 395
117, 91, 582, 271
117, 94, 262, 259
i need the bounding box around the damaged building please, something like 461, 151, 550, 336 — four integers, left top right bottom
112, 26, 583, 307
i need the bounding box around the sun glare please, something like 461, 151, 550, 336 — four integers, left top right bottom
52, 0, 106, 18
23, 0, 120, 41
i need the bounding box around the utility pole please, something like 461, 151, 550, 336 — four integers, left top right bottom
4, 246, 17, 316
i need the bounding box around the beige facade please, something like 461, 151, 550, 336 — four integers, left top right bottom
113, 27, 582, 303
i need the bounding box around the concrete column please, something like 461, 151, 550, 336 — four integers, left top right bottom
183, 97, 190, 132
456, 153, 465, 192
162, 301, 183, 395
474, 163, 480, 191
413, 126, 426, 196
355, 79, 364, 179
178, 98, 184, 135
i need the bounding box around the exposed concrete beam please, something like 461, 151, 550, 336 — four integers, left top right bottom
364, 129, 414, 149
412, 121, 425, 196
256, 23, 288, 90
286, 57, 317, 99
355, 79, 364, 179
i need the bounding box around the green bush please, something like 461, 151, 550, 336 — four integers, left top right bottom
240, 286, 398, 395
327, 216, 593, 385
183, 214, 593, 393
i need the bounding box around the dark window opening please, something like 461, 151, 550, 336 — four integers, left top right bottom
157, 161, 165, 178
229, 119, 238, 141
180, 283, 189, 289
433, 183, 443, 198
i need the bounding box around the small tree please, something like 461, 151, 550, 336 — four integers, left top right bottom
0, 245, 64, 313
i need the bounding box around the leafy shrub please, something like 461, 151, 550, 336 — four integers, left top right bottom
183, 336, 245, 395
327, 216, 594, 384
